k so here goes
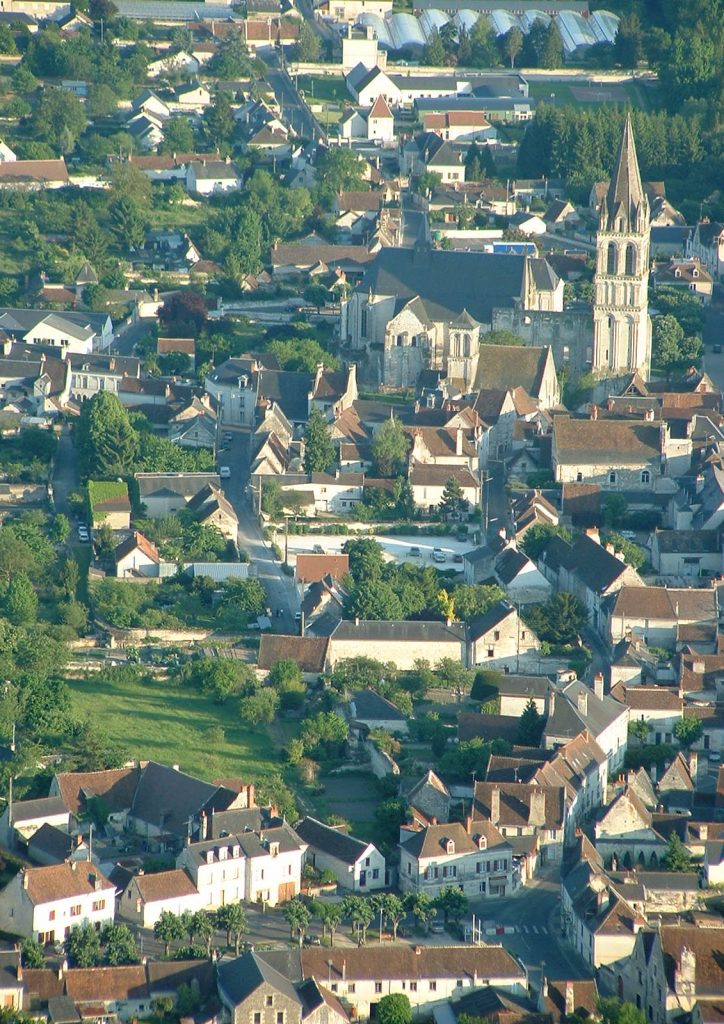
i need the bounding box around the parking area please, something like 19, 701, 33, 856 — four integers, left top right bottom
284, 533, 477, 567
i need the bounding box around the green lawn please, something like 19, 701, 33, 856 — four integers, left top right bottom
68, 670, 281, 783
526, 79, 650, 109
296, 75, 348, 103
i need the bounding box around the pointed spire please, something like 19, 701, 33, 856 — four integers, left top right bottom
604, 113, 647, 231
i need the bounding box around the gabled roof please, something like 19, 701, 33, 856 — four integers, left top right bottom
114, 531, 159, 565
351, 689, 407, 723
402, 820, 508, 860
257, 634, 329, 673
134, 868, 197, 903
130, 761, 235, 837
369, 94, 393, 119
294, 816, 375, 866
473, 781, 564, 829
53, 767, 141, 816
332, 619, 465, 643
23, 863, 114, 905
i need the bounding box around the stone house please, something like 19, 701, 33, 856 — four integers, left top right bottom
295, 817, 385, 892
538, 529, 644, 632
0, 863, 115, 943
649, 529, 723, 578
599, 927, 667, 1024
605, 586, 718, 651
561, 857, 643, 969
0, 796, 70, 848
552, 414, 690, 489
686, 220, 724, 280
119, 868, 203, 928
494, 545, 552, 605
543, 679, 630, 774
468, 601, 541, 671
497, 674, 553, 717
404, 770, 451, 824
594, 788, 669, 868
186, 483, 239, 546
610, 684, 683, 745
219, 951, 349, 1024
399, 819, 514, 899
327, 619, 466, 671
476, 344, 560, 409
473, 780, 566, 870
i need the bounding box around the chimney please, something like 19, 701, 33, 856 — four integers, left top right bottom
548, 691, 556, 717
594, 673, 604, 700
456, 426, 463, 456
689, 751, 698, 780
590, 404, 598, 420
490, 786, 500, 825
700, 824, 708, 840
21, 870, 28, 891
605, 542, 615, 554
577, 691, 588, 717
538, 977, 548, 1011
565, 982, 575, 1017
692, 660, 705, 674
674, 947, 696, 996
528, 788, 546, 827
465, 815, 472, 835
70, 861, 77, 872
16, 959, 22, 983
596, 888, 609, 914
645, 407, 655, 421
585, 527, 601, 545
414, 946, 423, 955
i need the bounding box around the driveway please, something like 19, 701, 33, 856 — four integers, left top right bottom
219, 430, 300, 634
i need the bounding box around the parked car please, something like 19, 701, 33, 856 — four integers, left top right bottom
77, 525, 90, 542
408, 546, 421, 558
223, 431, 233, 443
430, 918, 445, 933
219, 466, 231, 479
453, 553, 464, 564
432, 547, 446, 563
619, 530, 637, 540
312, 544, 324, 554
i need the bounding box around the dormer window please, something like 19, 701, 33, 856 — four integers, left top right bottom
269, 842, 280, 858
206, 850, 215, 864
692, 269, 699, 277
446, 839, 455, 855
219, 846, 228, 861
477, 835, 487, 850
233, 844, 241, 858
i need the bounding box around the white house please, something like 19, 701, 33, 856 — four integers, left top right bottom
544, 679, 629, 773
0, 863, 115, 943
119, 868, 203, 928
114, 532, 161, 578
367, 94, 394, 142
0, 796, 70, 847
186, 159, 243, 196
468, 601, 540, 670
177, 823, 306, 908
295, 817, 385, 892
399, 819, 514, 899
409, 463, 480, 513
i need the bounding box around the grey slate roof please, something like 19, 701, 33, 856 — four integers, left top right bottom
27, 824, 76, 865
468, 600, 515, 640
8, 796, 67, 822
219, 951, 301, 1008
294, 816, 372, 865
360, 248, 547, 325
332, 619, 465, 643
351, 689, 407, 722
258, 369, 313, 422
130, 761, 235, 837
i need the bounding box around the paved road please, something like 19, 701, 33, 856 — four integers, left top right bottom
266, 56, 325, 143
220, 429, 301, 634
112, 316, 156, 357
52, 427, 80, 521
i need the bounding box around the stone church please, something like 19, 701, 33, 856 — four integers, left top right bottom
340, 116, 652, 390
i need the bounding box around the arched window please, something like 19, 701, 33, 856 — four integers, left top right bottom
641, 470, 650, 484
606, 242, 616, 274
625, 243, 636, 275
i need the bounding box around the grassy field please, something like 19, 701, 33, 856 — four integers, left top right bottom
527, 79, 652, 109
68, 670, 281, 783
296, 75, 348, 103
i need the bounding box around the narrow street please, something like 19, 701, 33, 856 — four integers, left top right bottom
220, 429, 301, 634
51, 426, 80, 521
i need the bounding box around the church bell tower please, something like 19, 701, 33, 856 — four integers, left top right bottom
592, 114, 651, 378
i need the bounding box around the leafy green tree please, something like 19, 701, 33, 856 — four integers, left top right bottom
673, 716, 703, 749
517, 697, 543, 746
314, 148, 368, 208
343, 538, 385, 581
435, 886, 468, 923
597, 999, 646, 1024
377, 994, 412, 1024
629, 719, 650, 744
603, 494, 628, 530
451, 584, 505, 622
469, 16, 497, 66
315, 901, 344, 946
76, 392, 138, 479
20, 938, 44, 968
300, 711, 349, 754
664, 833, 692, 872
303, 409, 335, 473
215, 904, 248, 954
283, 898, 311, 945
539, 22, 564, 68
86, 84, 119, 117
440, 477, 468, 519
204, 91, 235, 149
520, 523, 572, 560
189, 911, 213, 955
371, 418, 410, 478
346, 579, 403, 621
110, 162, 152, 208
160, 116, 195, 154
239, 688, 279, 725
604, 532, 646, 570
653, 314, 685, 371
304, 283, 329, 314
524, 592, 588, 646
32, 87, 86, 152
154, 911, 184, 957
501, 26, 523, 68
267, 336, 337, 373
382, 894, 405, 940
614, 13, 643, 68
422, 28, 446, 66
343, 894, 374, 945
5, 571, 37, 625
406, 891, 436, 932
100, 923, 138, 965
65, 924, 101, 967
296, 20, 320, 61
